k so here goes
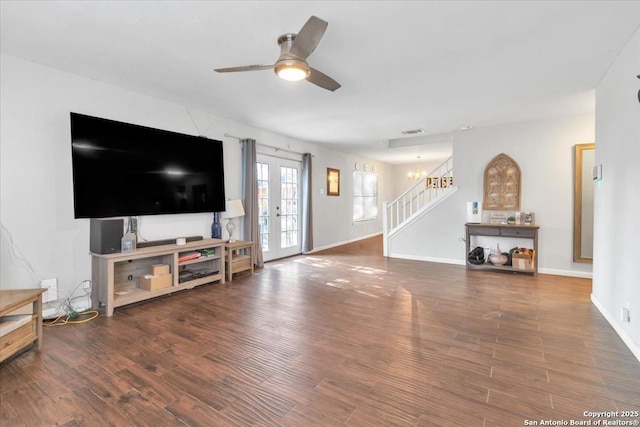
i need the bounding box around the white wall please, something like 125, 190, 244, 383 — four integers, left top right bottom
389, 114, 595, 278
592, 28, 640, 360
0, 54, 387, 299
308, 148, 391, 251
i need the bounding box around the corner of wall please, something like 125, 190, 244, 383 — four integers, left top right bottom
591, 294, 640, 363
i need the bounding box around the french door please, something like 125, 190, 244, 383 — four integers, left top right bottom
257, 155, 302, 261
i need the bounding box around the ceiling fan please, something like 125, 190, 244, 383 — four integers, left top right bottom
214, 16, 341, 92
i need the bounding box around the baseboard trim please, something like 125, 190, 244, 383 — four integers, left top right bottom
388, 255, 594, 278
307, 232, 383, 254
388, 253, 465, 266
591, 294, 640, 363
538, 268, 593, 279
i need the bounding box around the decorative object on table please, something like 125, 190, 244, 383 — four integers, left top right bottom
211, 212, 222, 239
507, 216, 516, 224
221, 199, 245, 242
488, 244, 509, 266
489, 212, 508, 224
523, 212, 535, 225
467, 246, 485, 265
514, 211, 535, 225
483, 153, 521, 211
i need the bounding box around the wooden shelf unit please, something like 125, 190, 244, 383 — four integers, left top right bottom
465, 223, 539, 276
225, 240, 254, 281
0, 288, 45, 363
91, 238, 225, 316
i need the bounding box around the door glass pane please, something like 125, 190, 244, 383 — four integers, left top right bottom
257, 162, 270, 251
280, 166, 299, 249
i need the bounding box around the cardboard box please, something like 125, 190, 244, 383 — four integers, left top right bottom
151, 264, 170, 276
512, 251, 535, 270
140, 273, 172, 291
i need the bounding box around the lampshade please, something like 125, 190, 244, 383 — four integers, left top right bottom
275, 60, 310, 82
220, 199, 245, 219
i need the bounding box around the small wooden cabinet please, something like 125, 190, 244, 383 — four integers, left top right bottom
0, 289, 45, 363
465, 223, 540, 276
91, 238, 225, 316
225, 240, 254, 281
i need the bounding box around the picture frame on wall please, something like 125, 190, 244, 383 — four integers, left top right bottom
327, 168, 340, 196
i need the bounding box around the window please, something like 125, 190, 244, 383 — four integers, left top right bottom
353, 171, 378, 221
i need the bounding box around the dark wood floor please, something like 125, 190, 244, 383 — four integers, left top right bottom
2, 235, 639, 426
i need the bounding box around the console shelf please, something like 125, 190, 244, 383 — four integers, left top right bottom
465, 223, 539, 276
91, 238, 225, 316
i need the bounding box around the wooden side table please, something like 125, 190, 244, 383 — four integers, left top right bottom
225, 240, 254, 281
0, 288, 45, 363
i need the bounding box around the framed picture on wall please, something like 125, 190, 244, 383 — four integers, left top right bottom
327, 168, 340, 196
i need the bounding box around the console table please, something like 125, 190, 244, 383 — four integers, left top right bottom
91, 238, 225, 316
225, 240, 254, 281
465, 223, 540, 276
0, 288, 45, 363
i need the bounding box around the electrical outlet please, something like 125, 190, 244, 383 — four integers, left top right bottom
41, 278, 58, 303
622, 307, 631, 323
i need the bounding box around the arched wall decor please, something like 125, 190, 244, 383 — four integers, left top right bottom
483, 153, 521, 210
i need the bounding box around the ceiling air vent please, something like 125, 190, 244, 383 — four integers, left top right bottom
401, 128, 425, 135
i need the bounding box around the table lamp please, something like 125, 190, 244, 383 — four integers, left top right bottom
220, 199, 245, 242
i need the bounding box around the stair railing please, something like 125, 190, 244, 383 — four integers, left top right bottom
385, 156, 453, 235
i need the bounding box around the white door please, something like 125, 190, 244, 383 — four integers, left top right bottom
257, 155, 302, 261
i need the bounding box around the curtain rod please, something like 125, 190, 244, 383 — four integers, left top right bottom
224, 133, 243, 140
257, 152, 303, 163
224, 133, 313, 157
257, 143, 310, 157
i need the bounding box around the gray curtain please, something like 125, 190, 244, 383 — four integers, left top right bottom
302, 153, 313, 253
241, 138, 264, 267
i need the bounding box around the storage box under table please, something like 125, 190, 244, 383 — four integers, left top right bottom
512, 251, 535, 270
139, 273, 172, 291
151, 264, 170, 276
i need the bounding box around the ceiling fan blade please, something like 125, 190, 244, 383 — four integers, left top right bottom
307, 67, 341, 92
290, 16, 328, 59
214, 64, 274, 73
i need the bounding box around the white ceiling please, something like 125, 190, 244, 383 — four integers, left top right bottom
1, 1, 638, 164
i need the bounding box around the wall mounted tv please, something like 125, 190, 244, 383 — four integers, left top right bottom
70, 112, 226, 218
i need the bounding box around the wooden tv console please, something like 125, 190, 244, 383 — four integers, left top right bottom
91, 238, 226, 316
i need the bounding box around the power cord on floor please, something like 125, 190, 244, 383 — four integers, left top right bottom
43, 310, 99, 326
43, 279, 95, 322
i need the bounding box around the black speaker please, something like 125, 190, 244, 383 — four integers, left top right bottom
90, 218, 123, 254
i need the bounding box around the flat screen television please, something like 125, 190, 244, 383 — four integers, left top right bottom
70, 112, 226, 218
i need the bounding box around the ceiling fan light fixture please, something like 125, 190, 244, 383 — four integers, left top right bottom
275, 60, 310, 82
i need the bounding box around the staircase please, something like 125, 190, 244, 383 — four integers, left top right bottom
383, 156, 457, 256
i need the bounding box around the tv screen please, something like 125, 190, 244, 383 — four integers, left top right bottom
70, 112, 226, 218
